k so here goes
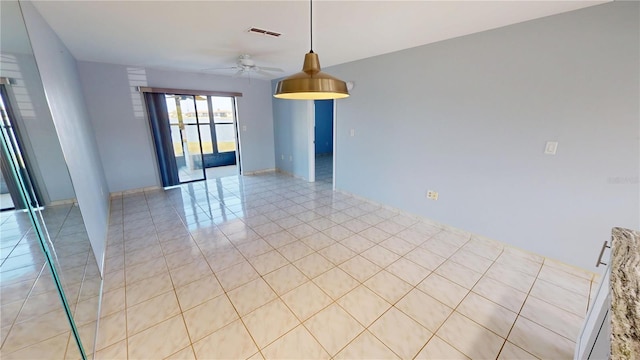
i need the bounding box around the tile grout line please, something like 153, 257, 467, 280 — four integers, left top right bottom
154, 189, 242, 356
119, 196, 130, 360
0, 204, 77, 356
176, 193, 283, 359
319, 227, 448, 359
220, 220, 335, 358
190, 206, 437, 358
147, 190, 199, 359
465, 252, 588, 340
335, 227, 472, 358
406, 233, 484, 360
189, 202, 409, 357
495, 257, 546, 359
99, 175, 593, 360
97, 196, 125, 357
406, 234, 548, 359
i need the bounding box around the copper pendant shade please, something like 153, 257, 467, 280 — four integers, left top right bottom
273, 0, 349, 100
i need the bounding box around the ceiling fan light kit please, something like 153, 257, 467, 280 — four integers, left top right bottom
274, 0, 349, 100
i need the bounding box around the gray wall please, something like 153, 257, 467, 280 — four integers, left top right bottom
77, 61, 276, 192
272, 81, 313, 180
77, 62, 158, 192
325, 2, 639, 271
22, 1, 110, 273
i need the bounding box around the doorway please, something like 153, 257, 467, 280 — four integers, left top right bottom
144, 90, 241, 187
314, 99, 334, 185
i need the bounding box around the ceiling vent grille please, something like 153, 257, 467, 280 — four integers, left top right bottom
248, 27, 282, 37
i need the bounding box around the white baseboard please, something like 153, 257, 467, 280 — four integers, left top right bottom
110, 185, 161, 198
48, 198, 77, 206
334, 188, 596, 276
243, 168, 276, 176
275, 168, 309, 181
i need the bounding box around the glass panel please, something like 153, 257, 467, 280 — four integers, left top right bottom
215, 124, 236, 153
165, 95, 178, 124
0, 92, 85, 359
211, 96, 234, 124
199, 124, 213, 155
178, 124, 204, 182
179, 96, 198, 124
155, 94, 238, 180
195, 96, 209, 124
1, 2, 103, 358
164, 94, 205, 183
170, 125, 183, 156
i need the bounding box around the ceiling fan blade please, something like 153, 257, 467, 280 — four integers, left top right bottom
201, 66, 238, 71
256, 70, 274, 78
259, 66, 284, 72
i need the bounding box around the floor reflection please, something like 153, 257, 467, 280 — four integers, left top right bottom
0, 204, 101, 359
178, 164, 239, 183
315, 154, 333, 184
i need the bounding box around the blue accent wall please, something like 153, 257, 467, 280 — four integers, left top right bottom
314, 100, 333, 155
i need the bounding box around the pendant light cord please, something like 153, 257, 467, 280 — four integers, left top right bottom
309, 0, 314, 53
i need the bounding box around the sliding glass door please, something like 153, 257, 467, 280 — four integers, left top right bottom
209, 96, 238, 168
144, 89, 240, 187
166, 95, 206, 183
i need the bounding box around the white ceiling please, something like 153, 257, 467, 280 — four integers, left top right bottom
31, 0, 608, 80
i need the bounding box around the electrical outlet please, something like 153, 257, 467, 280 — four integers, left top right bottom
350, 129, 355, 137
242, 125, 247, 131
289, 155, 293, 162
281, 154, 284, 160
426, 190, 439, 200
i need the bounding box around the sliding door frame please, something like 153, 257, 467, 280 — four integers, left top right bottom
140, 87, 243, 187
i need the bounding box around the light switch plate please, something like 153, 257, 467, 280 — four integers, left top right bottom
544, 141, 558, 155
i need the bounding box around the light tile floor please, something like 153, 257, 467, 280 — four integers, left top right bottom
315, 155, 333, 185
94, 171, 599, 359
0, 193, 14, 210
178, 164, 238, 183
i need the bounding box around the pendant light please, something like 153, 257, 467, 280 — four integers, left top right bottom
273, 0, 349, 100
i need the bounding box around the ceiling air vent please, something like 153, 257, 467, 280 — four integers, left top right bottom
248, 27, 282, 38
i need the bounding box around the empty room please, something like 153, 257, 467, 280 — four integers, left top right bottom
0, 0, 638, 359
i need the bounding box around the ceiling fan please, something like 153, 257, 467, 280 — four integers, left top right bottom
204, 54, 283, 78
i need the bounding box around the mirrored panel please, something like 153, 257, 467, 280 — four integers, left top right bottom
0, 1, 102, 359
